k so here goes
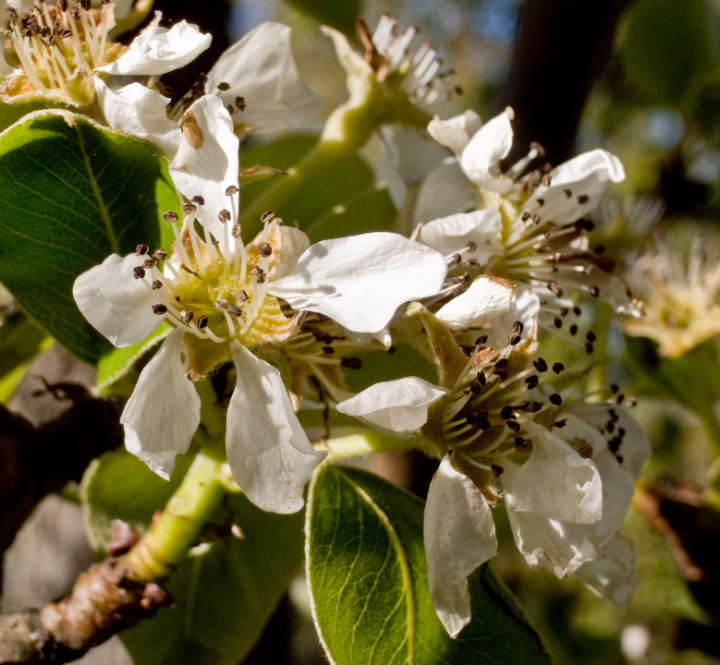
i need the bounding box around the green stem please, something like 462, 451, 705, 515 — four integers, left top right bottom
322, 431, 425, 463
125, 451, 227, 582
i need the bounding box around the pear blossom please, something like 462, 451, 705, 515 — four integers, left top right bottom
337, 318, 649, 636
416, 109, 641, 347
73, 112, 447, 512
0, 2, 210, 105
94, 20, 321, 156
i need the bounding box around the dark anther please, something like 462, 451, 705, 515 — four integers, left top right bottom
532, 214, 541, 225
548, 281, 563, 297
341, 357, 362, 370
231, 224, 242, 237
133, 266, 145, 279
521, 211, 531, 221
143, 259, 157, 269
577, 194, 589, 204
191, 195, 205, 206
541, 174, 551, 187
569, 324, 578, 336
609, 384, 620, 394
320, 346, 333, 354
495, 358, 509, 370
530, 401, 542, 412
477, 371, 486, 386
589, 286, 600, 298
236, 96, 246, 111
152, 304, 167, 315
586, 331, 597, 343
514, 436, 527, 447
151, 279, 163, 290
608, 436, 622, 453
594, 245, 606, 255
524, 375, 539, 389
153, 249, 167, 261
135, 244, 149, 256
554, 318, 562, 329
258, 242, 272, 257
196, 315, 209, 329
226, 185, 239, 196
560, 307, 569, 316
227, 305, 243, 317
563, 189, 572, 198
509, 333, 521, 345
618, 427, 626, 438
260, 211, 275, 223
549, 393, 563, 406
536, 198, 545, 206
501, 405, 514, 420
447, 253, 461, 267
236, 289, 248, 302
466, 240, 477, 252
534, 358, 548, 372
163, 211, 179, 223
507, 421, 521, 432
215, 299, 229, 311
513, 321, 524, 335
627, 396, 637, 407
218, 209, 231, 223
616, 393, 625, 404
251, 265, 266, 283
491, 464, 504, 477
554, 419, 567, 428
573, 306, 582, 316
388, 346, 397, 354
470, 380, 483, 394
217, 82, 231, 91
552, 363, 565, 374
180, 310, 194, 324
467, 258, 480, 268
182, 203, 197, 216
585, 342, 594, 354
607, 421, 615, 434
530, 141, 545, 156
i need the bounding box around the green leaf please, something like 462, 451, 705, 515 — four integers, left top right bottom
240, 135, 376, 237
0, 310, 51, 402
0, 110, 180, 365
280, 0, 361, 34
620, 0, 718, 106
307, 465, 552, 665
82, 448, 305, 665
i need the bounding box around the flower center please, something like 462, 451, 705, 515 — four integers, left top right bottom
1, 0, 122, 102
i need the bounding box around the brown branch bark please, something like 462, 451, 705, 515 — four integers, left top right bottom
0, 556, 171, 664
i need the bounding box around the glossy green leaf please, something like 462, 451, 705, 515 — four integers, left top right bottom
307, 465, 553, 665
82, 447, 305, 665
280, 0, 361, 34
240, 135, 375, 238
621, 0, 718, 105
0, 110, 179, 365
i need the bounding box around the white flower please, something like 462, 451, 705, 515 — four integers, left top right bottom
95, 21, 321, 154
0, 3, 210, 105
336, 334, 650, 635
74, 174, 446, 513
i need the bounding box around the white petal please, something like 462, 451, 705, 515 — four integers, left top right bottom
336, 377, 447, 433
481, 284, 540, 350
226, 343, 327, 514
321, 25, 372, 82
425, 456, 497, 638
428, 110, 483, 156
523, 150, 625, 225
267, 226, 311, 280
72, 253, 160, 347
413, 158, 476, 222
120, 329, 200, 480
510, 423, 603, 524
436, 276, 513, 331
417, 209, 503, 263
169, 95, 239, 243
207, 22, 322, 135
459, 108, 515, 193
94, 78, 181, 157
574, 535, 638, 605
99, 12, 212, 76
269, 233, 447, 334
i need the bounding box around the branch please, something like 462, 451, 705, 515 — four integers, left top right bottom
0, 555, 171, 664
